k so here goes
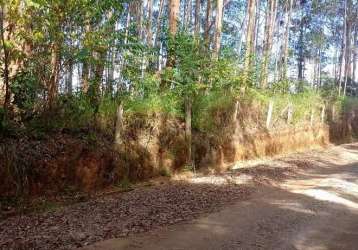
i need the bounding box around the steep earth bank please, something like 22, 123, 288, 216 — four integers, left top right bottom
0, 105, 356, 199
2, 143, 358, 249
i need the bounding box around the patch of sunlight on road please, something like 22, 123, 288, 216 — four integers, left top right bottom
294, 236, 328, 250
268, 200, 315, 215
320, 178, 358, 195
299, 189, 358, 210
342, 152, 358, 161
190, 174, 253, 185
336, 149, 358, 163
283, 176, 358, 211
195, 221, 228, 235
231, 159, 292, 170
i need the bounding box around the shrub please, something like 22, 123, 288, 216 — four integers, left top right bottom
193, 90, 236, 133
124, 91, 183, 118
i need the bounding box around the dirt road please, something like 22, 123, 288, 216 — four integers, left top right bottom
84, 144, 358, 250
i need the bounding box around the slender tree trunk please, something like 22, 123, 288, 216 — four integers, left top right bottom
166, 0, 180, 68
93, 10, 114, 97
154, 0, 165, 70
253, 0, 261, 56
213, 0, 224, 59
132, 1, 143, 40
353, 26, 357, 83
66, 60, 73, 94
82, 63, 90, 94
318, 49, 321, 87
344, 20, 351, 96
204, 0, 212, 49
147, 0, 153, 46
297, 4, 304, 81
185, 97, 192, 167
48, 42, 61, 108
124, 5, 131, 45
114, 103, 124, 148
280, 0, 293, 81
93, 50, 106, 98
194, 0, 201, 36
183, 0, 188, 29
186, 0, 192, 30
243, 0, 257, 80
274, 47, 279, 82
260, 0, 277, 88
0, 3, 31, 112
237, 14, 247, 58
82, 21, 91, 94
339, 0, 348, 96
107, 50, 114, 95
334, 47, 339, 82
154, 0, 164, 48
158, 42, 163, 71
338, 41, 344, 95
117, 7, 131, 92
314, 59, 317, 87
183, 0, 192, 30
298, 57, 304, 81
169, 0, 180, 35
106, 9, 115, 94
0, 4, 10, 113
343, 0, 351, 96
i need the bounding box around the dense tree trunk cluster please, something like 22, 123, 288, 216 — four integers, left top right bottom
0, 0, 357, 163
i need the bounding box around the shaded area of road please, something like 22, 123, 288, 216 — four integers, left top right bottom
84, 144, 358, 250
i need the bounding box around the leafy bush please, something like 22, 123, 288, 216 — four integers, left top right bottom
193, 90, 236, 133
96, 96, 120, 133
125, 91, 183, 117
27, 94, 95, 133
59, 94, 95, 129
11, 66, 43, 120
341, 96, 358, 114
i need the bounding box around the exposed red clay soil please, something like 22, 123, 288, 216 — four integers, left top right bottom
0, 133, 119, 197
2, 143, 358, 249
83, 144, 358, 250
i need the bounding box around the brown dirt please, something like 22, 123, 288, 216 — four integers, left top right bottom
2, 143, 358, 250
0, 182, 252, 250
82, 143, 358, 250
195, 124, 329, 171
0, 133, 119, 196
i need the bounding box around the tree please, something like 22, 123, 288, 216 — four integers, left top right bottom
260, 0, 278, 88
243, 0, 257, 81
279, 0, 293, 81
167, 0, 180, 68
0, 2, 10, 113
213, 0, 224, 59
204, 0, 213, 50
353, 26, 357, 83
1, 0, 357, 142
194, 0, 201, 36
147, 0, 153, 46
343, 0, 353, 96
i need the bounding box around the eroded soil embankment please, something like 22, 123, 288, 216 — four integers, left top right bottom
3, 143, 358, 249
0, 123, 329, 199
0, 133, 120, 197
85, 144, 358, 250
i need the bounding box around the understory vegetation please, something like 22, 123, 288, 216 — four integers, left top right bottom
1, 0, 358, 198
0, 70, 345, 138
1, 0, 357, 136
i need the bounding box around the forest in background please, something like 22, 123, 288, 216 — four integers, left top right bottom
0, 0, 358, 170
3, 1, 358, 247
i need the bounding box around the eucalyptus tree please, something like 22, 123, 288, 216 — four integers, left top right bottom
243, 0, 257, 76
